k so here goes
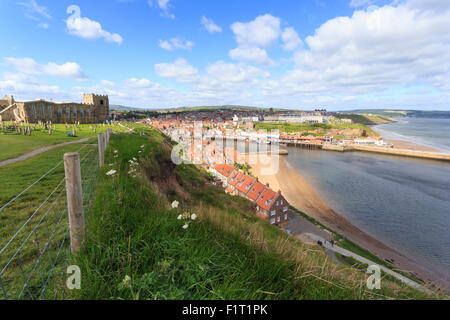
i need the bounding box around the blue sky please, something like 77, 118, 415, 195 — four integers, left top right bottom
1, 0, 450, 110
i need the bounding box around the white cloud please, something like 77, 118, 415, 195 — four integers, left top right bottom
229, 14, 281, 65
264, 1, 450, 100
66, 5, 123, 44
18, 0, 51, 19
231, 14, 281, 48
281, 27, 302, 51
17, 0, 51, 28
201, 16, 222, 34
229, 46, 274, 66
158, 38, 194, 51
37, 22, 49, 29
405, 0, 450, 12
155, 58, 199, 83
0, 72, 61, 98
148, 0, 175, 19
124, 78, 154, 88
4, 57, 87, 81
349, 0, 374, 8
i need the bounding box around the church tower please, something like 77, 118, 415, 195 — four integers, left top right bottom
83, 93, 109, 122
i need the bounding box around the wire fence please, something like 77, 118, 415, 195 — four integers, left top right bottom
0, 135, 104, 300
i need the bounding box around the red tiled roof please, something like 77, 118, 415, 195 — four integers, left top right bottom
256, 188, 279, 211
229, 171, 244, 187
225, 187, 233, 194
235, 175, 256, 194
246, 181, 266, 201
214, 164, 235, 178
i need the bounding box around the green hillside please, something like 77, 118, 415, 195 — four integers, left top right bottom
68, 125, 438, 300
333, 113, 393, 125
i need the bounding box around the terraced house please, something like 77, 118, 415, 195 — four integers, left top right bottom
256, 188, 289, 225
0, 94, 109, 124
211, 163, 289, 226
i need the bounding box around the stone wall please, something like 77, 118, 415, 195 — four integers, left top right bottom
0, 94, 110, 123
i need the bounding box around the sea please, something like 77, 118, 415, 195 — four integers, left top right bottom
284, 118, 450, 285
374, 117, 450, 152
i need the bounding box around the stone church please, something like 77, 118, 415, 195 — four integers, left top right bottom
0, 94, 109, 124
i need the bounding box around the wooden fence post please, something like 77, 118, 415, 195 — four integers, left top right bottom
98, 133, 104, 168
64, 152, 85, 253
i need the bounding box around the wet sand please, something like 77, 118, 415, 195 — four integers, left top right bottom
247, 153, 448, 291
385, 139, 440, 152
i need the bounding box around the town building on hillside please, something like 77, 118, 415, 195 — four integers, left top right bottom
246, 180, 267, 202
211, 164, 235, 187
235, 175, 256, 198
0, 94, 109, 123
227, 170, 245, 195
256, 188, 289, 225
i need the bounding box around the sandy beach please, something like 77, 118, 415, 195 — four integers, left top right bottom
384, 139, 440, 152
247, 152, 448, 291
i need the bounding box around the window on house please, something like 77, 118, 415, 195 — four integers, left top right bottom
270, 210, 276, 216
80, 108, 84, 118
47, 105, 52, 119
40, 103, 45, 118
31, 104, 36, 120
66, 107, 70, 118
277, 216, 281, 223
270, 218, 275, 224
73, 107, 77, 117
57, 108, 62, 118
284, 214, 288, 220
283, 207, 288, 212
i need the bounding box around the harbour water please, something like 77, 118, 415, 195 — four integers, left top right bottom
284, 144, 450, 284
374, 118, 450, 152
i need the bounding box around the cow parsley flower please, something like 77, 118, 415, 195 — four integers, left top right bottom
182, 224, 189, 230
171, 200, 179, 209
106, 169, 116, 176
191, 214, 197, 221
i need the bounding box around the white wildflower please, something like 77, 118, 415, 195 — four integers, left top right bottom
114, 150, 118, 154
141, 145, 144, 148
177, 214, 183, 220
106, 169, 116, 176
133, 157, 137, 161
182, 224, 189, 230
122, 275, 131, 288
171, 200, 179, 209
191, 214, 197, 221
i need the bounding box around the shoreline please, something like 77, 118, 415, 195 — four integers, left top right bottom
371, 122, 449, 153
247, 153, 449, 292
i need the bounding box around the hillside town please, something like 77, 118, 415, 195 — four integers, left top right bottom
210, 164, 289, 226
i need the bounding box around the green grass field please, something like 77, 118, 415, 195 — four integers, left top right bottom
333, 114, 392, 125
0, 141, 99, 299
0, 123, 128, 162
67, 126, 439, 300
255, 121, 380, 137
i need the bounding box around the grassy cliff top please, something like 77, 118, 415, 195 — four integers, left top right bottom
69, 125, 440, 299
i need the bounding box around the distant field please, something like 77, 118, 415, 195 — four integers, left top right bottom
0, 123, 127, 162
333, 114, 392, 125
255, 121, 380, 137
